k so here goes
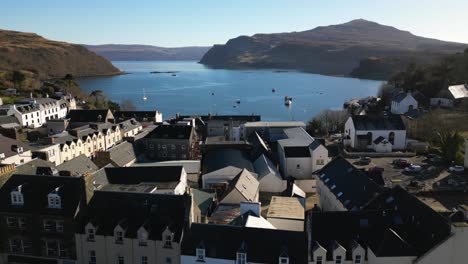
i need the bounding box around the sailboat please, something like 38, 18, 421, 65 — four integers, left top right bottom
142, 89, 148, 101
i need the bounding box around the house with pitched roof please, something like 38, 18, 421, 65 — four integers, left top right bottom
0, 174, 88, 264
75, 187, 194, 264
391, 91, 418, 114
253, 154, 286, 193
344, 115, 407, 151
277, 127, 329, 192
0, 134, 32, 166
143, 125, 196, 161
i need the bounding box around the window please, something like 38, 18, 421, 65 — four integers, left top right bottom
171, 144, 176, 150
43, 219, 55, 231
149, 144, 154, 149
87, 228, 95, 242
335, 255, 342, 264
181, 145, 186, 150
236, 252, 247, 264
10, 190, 24, 206
117, 256, 124, 264
196, 248, 205, 261
6, 216, 16, 228
56, 220, 64, 232
9, 239, 22, 253
296, 164, 301, 169
18, 217, 26, 229
164, 235, 172, 248
316, 256, 323, 264
138, 231, 148, 246
141, 256, 148, 264
47, 193, 61, 209
115, 230, 124, 244
316, 159, 324, 165
162, 145, 167, 150
355, 255, 362, 264
165, 257, 172, 264
279, 257, 289, 264
389, 132, 395, 145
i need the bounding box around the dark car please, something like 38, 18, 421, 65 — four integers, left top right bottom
392, 158, 411, 168
368, 166, 384, 173
357, 157, 371, 165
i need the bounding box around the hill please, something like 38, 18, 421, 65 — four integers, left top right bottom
200, 19, 467, 78
0, 29, 121, 89
84, 44, 211, 61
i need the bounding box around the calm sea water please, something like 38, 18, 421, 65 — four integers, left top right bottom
77, 61, 383, 121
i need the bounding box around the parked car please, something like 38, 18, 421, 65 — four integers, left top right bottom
357, 157, 371, 165
404, 165, 422, 173
449, 166, 465, 172
392, 159, 412, 168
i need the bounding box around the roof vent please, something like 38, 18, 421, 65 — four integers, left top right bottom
0, 153, 5, 159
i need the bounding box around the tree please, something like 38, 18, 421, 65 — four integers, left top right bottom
107, 100, 121, 111
63, 74, 74, 93
11, 71, 25, 89
309, 109, 349, 136
90, 90, 104, 104
436, 131, 465, 165
120, 99, 137, 111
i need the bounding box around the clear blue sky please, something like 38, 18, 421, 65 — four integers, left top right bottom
1, 0, 467, 47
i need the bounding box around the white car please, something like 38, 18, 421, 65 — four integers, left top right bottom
404, 165, 422, 173
449, 166, 465, 172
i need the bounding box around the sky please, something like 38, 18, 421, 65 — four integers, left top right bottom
1, 0, 467, 47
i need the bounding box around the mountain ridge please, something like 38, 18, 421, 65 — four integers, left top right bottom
200, 19, 468, 79
84, 44, 211, 61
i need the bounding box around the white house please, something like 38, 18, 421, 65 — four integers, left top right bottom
6, 97, 69, 128
7, 104, 42, 128
391, 91, 418, 114
253, 154, 286, 193
344, 115, 407, 151
0, 135, 33, 166
277, 127, 329, 180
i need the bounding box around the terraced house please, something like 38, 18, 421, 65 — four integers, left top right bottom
0, 174, 88, 264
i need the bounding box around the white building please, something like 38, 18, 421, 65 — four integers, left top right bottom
75, 188, 196, 264
277, 127, 329, 180
391, 91, 418, 114
0, 135, 33, 166
6, 97, 69, 128
7, 104, 42, 128
344, 115, 407, 151
253, 154, 286, 193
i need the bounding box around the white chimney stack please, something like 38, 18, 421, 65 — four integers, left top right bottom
240, 201, 261, 217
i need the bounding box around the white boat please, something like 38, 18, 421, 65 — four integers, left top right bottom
142, 89, 148, 101
284, 96, 292, 106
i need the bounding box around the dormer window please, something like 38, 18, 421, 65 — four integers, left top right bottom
47, 189, 61, 209
138, 229, 148, 246
316, 256, 323, 264
335, 255, 342, 264
196, 248, 205, 261
236, 252, 247, 264
87, 227, 95, 242
11, 186, 24, 206
115, 230, 124, 244
164, 234, 172, 248
279, 256, 289, 264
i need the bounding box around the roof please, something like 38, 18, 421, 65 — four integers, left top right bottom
118, 118, 142, 133
351, 115, 406, 131
104, 166, 183, 184
253, 154, 282, 181
114, 111, 159, 122
0, 115, 19, 126
56, 155, 99, 176
202, 148, 254, 174
77, 190, 191, 241
145, 125, 193, 139
179, 114, 261, 122
317, 157, 381, 210
106, 142, 137, 167
0, 174, 86, 217
133, 160, 200, 175
0, 134, 31, 159
67, 109, 113, 123
392, 92, 413, 103
267, 196, 305, 220
181, 224, 307, 263
14, 159, 57, 175
243, 121, 306, 128
448, 84, 468, 99
278, 127, 323, 154
192, 189, 216, 216
220, 169, 259, 204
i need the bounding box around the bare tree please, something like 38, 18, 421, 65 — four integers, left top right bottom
120, 99, 137, 111
309, 109, 349, 136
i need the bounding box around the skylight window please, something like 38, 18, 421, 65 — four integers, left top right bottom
324, 178, 330, 183
331, 185, 336, 190
320, 173, 325, 178
337, 192, 343, 198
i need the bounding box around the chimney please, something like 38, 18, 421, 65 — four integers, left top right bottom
240, 201, 261, 217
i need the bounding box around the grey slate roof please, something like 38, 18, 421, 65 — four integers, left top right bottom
104, 166, 183, 184
192, 189, 216, 216
56, 154, 99, 176
67, 109, 113, 123
392, 92, 410, 103
181, 224, 307, 263
14, 159, 57, 175
253, 154, 282, 181
202, 148, 254, 174
0, 115, 19, 126
0, 134, 31, 159
317, 157, 381, 210
145, 124, 193, 139
107, 142, 137, 167
352, 115, 406, 131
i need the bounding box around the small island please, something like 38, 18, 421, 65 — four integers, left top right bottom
150, 71, 179, 74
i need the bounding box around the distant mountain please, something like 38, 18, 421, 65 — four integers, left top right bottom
200, 19, 468, 79
84, 44, 211, 61
0, 29, 121, 81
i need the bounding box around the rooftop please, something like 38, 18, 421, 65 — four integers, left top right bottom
267, 196, 305, 220
351, 115, 406, 131
448, 84, 468, 99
